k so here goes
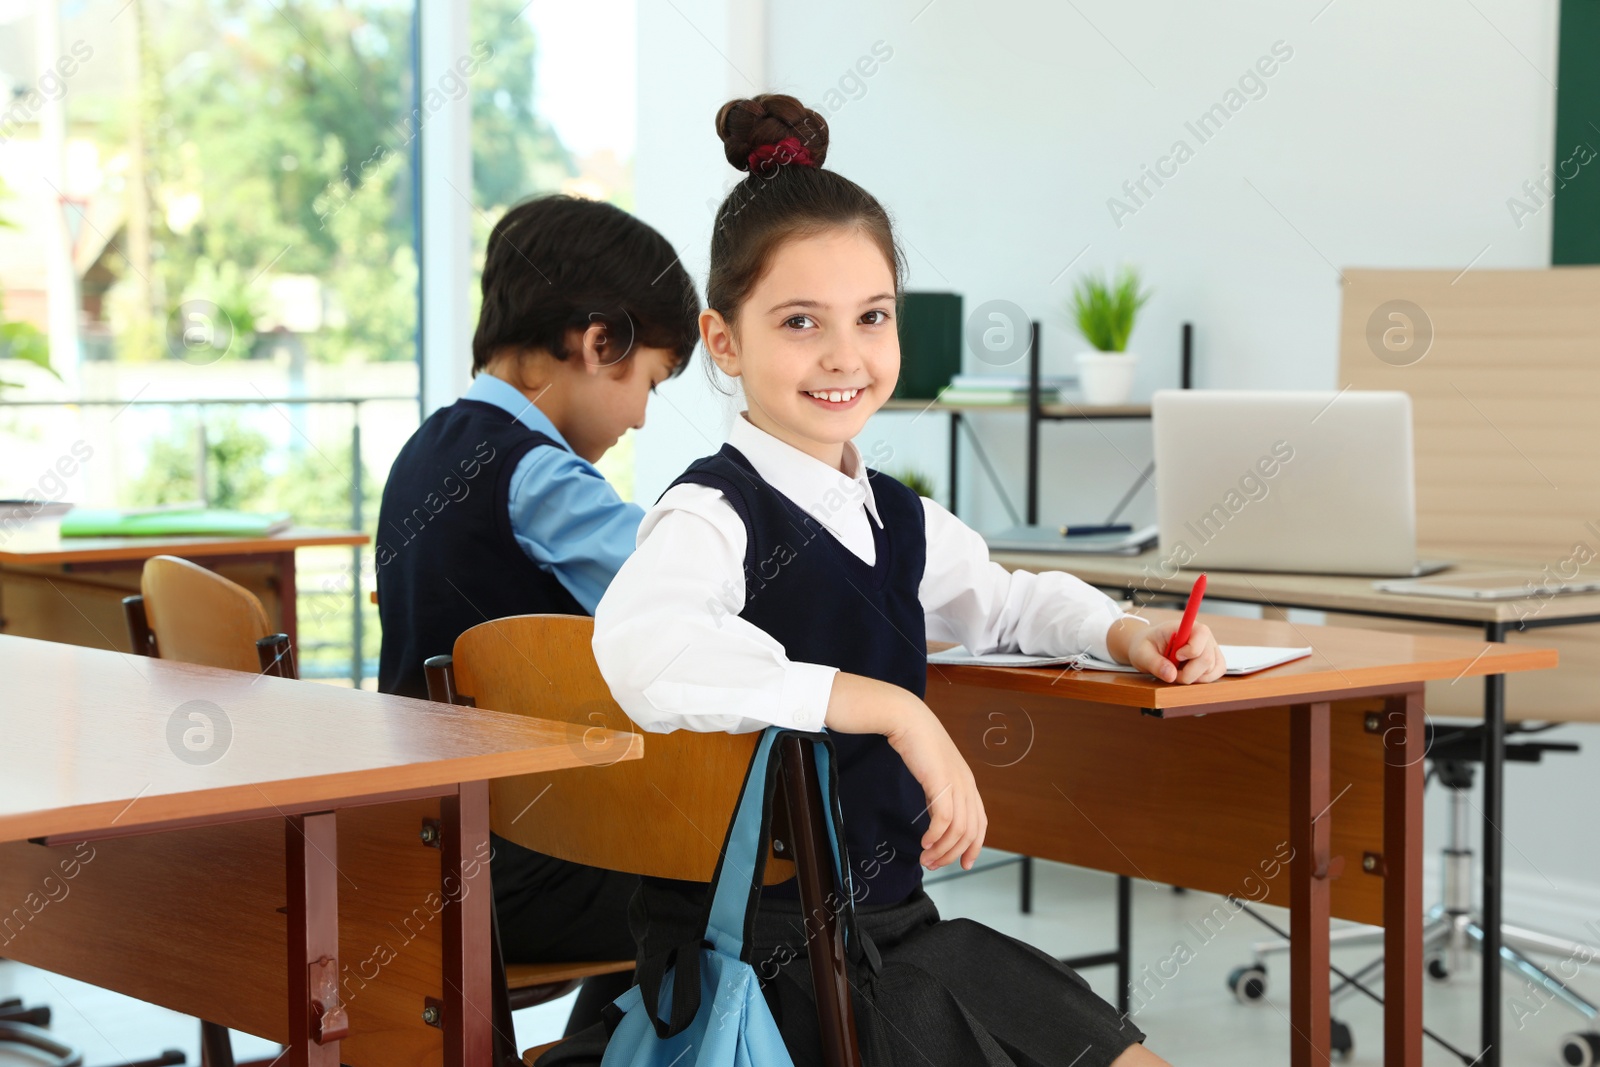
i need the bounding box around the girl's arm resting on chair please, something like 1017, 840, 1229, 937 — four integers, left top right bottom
592, 484, 985, 871
824, 672, 985, 873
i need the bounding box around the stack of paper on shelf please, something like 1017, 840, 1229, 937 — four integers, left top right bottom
938, 373, 1076, 405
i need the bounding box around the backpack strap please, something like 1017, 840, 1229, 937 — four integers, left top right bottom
633, 935, 709, 1039
813, 738, 880, 976
633, 729, 783, 1038
705, 728, 786, 954
707, 729, 872, 971
635, 727, 870, 1038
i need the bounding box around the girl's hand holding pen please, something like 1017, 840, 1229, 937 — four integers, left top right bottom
1109, 616, 1228, 683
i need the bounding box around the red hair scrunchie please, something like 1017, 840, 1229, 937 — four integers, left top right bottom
747, 136, 817, 173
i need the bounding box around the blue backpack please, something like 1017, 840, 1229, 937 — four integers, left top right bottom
599, 728, 863, 1066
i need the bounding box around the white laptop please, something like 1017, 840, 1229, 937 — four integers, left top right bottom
1151, 390, 1450, 578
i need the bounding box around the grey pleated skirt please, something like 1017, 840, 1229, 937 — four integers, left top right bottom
536, 878, 1145, 1067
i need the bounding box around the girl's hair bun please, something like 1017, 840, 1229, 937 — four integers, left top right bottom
714, 94, 830, 171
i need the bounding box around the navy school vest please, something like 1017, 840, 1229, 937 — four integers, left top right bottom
667, 443, 931, 906
376, 398, 585, 699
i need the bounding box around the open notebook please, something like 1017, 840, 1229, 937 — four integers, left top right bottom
927, 644, 1313, 677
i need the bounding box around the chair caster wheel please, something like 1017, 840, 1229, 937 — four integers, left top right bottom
1226, 964, 1267, 1003
1561, 1031, 1600, 1066
1426, 956, 1450, 981
1331, 1018, 1353, 1059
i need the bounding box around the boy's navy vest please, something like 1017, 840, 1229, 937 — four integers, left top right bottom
376, 398, 585, 699
667, 443, 930, 906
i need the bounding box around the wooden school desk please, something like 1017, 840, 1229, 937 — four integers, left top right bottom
0, 527, 369, 653
924, 610, 1556, 1066
994, 547, 1600, 1063
0, 634, 641, 1067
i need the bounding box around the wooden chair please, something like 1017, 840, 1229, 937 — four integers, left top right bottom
123, 554, 295, 678
122, 555, 295, 1067
426, 614, 861, 1067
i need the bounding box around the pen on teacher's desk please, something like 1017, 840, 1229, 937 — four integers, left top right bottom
1163, 573, 1208, 667
1059, 523, 1134, 537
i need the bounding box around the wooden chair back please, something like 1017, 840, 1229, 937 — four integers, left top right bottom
437, 613, 860, 1066
1339, 267, 1600, 559
126, 555, 295, 677
441, 614, 793, 884
1338, 266, 1600, 720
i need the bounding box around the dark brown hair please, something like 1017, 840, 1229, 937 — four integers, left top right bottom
708, 94, 905, 324
472, 194, 700, 375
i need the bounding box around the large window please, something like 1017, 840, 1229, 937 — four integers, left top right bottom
0, 0, 637, 683
466, 0, 638, 494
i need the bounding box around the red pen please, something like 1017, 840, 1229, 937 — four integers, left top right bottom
1164, 573, 1208, 666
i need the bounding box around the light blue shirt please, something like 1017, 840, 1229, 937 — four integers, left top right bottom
463, 373, 643, 614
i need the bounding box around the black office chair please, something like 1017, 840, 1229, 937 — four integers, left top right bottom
1225, 720, 1595, 1063
0, 996, 184, 1066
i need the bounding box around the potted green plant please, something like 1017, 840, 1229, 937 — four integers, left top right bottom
1068, 267, 1151, 406
888, 468, 936, 499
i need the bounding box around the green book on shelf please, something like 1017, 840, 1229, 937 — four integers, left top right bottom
935, 388, 1030, 405
59, 508, 294, 538
894, 292, 963, 400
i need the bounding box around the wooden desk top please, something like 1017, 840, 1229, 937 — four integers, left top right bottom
0, 527, 370, 566
990, 550, 1600, 626
929, 609, 1557, 716
0, 635, 642, 842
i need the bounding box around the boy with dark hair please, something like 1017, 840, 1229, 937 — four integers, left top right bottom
376, 194, 699, 1033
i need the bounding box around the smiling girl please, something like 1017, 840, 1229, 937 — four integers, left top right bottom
582, 94, 1224, 1067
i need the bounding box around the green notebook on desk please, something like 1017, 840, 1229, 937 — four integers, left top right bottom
60, 508, 294, 538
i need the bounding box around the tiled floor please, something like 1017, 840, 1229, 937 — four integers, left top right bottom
3, 856, 1597, 1065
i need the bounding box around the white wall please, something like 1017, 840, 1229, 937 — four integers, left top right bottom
632, 0, 764, 502
635, 0, 1600, 940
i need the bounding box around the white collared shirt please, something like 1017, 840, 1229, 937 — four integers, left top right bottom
591, 413, 1136, 734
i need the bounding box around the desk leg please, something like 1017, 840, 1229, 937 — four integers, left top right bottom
287, 812, 343, 1067
1481, 619, 1509, 1067
1383, 690, 1424, 1066
1115, 874, 1132, 1017
273, 551, 298, 651
1289, 701, 1331, 1067
949, 410, 961, 517
442, 781, 493, 1067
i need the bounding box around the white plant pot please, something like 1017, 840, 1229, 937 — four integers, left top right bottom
1074, 350, 1138, 406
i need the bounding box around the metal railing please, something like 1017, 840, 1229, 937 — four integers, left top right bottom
1, 394, 416, 686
